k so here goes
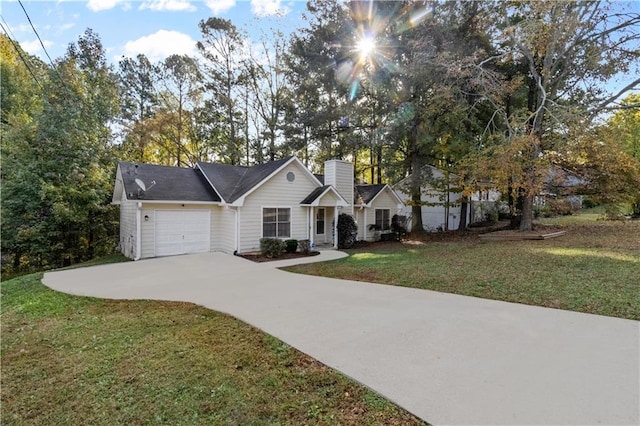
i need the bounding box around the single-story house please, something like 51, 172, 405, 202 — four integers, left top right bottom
112, 157, 404, 259
394, 165, 500, 231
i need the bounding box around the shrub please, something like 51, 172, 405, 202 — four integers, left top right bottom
298, 239, 311, 254
582, 197, 599, 209
284, 239, 298, 253
337, 213, 358, 249
259, 238, 286, 258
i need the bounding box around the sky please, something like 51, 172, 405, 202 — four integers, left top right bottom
0, 0, 310, 64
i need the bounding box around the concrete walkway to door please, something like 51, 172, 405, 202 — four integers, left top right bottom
43, 252, 639, 425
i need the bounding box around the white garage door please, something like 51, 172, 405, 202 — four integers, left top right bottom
155, 210, 211, 257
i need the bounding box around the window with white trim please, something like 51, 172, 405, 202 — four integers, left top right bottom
375, 209, 390, 230
263, 208, 291, 238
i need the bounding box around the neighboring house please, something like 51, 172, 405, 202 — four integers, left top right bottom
394, 166, 500, 231
112, 157, 404, 260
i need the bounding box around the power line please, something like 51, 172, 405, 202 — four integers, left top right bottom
17, 0, 57, 68
17, 0, 70, 93
0, 18, 44, 90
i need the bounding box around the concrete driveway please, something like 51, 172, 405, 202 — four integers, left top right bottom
44, 252, 639, 425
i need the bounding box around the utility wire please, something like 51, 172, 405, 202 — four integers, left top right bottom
0, 18, 44, 90
17, 0, 57, 67
17, 0, 70, 92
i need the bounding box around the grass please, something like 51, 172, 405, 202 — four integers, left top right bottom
285, 210, 640, 320
1, 270, 426, 425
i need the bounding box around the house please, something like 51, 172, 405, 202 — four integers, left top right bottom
112, 157, 404, 260
394, 165, 500, 231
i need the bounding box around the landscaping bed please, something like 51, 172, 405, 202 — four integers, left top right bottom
239, 251, 320, 263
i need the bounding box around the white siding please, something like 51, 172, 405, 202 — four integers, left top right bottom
119, 192, 137, 259
216, 207, 236, 253
137, 204, 220, 259
396, 187, 466, 232
324, 160, 353, 215
362, 189, 402, 241
238, 162, 318, 253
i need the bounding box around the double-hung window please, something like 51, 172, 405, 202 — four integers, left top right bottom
263, 208, 291, 238
375, 209, 390, 230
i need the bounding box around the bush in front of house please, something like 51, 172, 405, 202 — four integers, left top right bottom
337, 213, 358, 249
260, 238, 286, 258
284, 239, 298, 253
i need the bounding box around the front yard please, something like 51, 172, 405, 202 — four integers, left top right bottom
1, 272, 425, 425
285, 212, 640, 320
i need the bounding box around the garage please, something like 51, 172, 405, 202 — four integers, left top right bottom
155, 210, 211, 256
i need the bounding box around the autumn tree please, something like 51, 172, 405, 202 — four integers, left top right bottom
484, 1, 640, 230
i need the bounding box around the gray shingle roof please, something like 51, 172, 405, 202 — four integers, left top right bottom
300, 185, 333, 205
118, 161, 221, 202
197, 157, 292, 203
355, 184, 386, 204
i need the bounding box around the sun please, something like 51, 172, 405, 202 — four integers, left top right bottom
356, 35, 376, 61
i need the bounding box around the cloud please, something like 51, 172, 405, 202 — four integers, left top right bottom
86, 0, 128, 12
139, 0, 196, 12
122, 30, 197, 63
20, 39, 54, 56
250, 0, 290, 17
204, 0, 235, 15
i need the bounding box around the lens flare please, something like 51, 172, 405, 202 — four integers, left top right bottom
356, 34, 376, 60
336, 0, 432, 102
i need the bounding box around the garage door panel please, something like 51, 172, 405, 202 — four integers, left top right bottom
155, 210, 211, 257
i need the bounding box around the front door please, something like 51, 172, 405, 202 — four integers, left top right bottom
316, 208, 325, 242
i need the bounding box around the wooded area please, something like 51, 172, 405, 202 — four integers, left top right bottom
2, 0, 639, 274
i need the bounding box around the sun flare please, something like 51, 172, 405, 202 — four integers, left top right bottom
356, 35, 376, 60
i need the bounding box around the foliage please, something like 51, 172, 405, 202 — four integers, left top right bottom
259, 238, 286, 258
474, 1, 640, 230
337, 213, 358, 249
1, 30, 120, 274
284, 239, 298, 253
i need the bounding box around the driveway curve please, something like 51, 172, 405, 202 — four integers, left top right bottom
44, 252, 639, 425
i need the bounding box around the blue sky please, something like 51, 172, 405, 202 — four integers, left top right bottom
0, 0, 309, 64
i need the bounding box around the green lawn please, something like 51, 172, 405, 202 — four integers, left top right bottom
285, 212, 640, 320
1, 272, 425, 425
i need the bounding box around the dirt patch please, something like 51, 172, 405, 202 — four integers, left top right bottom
239, 251, 321, 263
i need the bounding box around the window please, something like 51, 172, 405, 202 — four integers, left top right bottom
375, 209, 390, 230
263, 208, 291, 238
316, 208, 325, 235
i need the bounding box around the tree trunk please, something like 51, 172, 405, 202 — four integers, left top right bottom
520, 193, 534, 231
458, 196, 468, 231
409, 126, 425, 234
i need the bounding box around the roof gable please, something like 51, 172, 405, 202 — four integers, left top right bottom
197, 157, 321, 205
301, 185, 350, 206
114, 162, 221, 203
356, 184, 404, 206
197, 157, 292, 203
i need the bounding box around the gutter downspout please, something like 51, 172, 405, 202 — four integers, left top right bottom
135, 202, 142, 261
233, 207, 239, 254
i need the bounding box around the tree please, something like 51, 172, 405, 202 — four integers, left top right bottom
486, 1, 640, 230
117, 53, 158, 161
197, 17, 247, 164
2, 29, 120, 271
